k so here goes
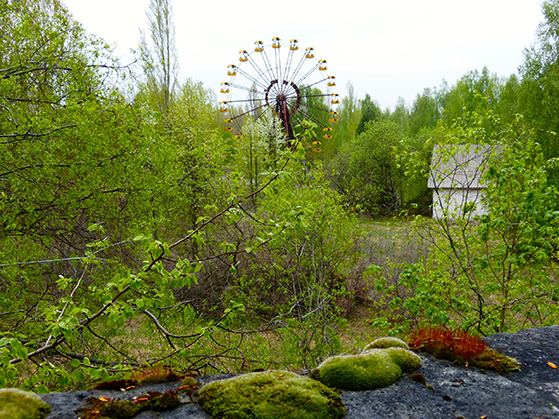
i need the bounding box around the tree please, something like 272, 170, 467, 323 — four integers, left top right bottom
0, 0, 159, 256
356, 93, 382, 135
164, 79, 229, 230
519, 0, 559, 186
139, 0, 179, 122
497, 74, 523, 124
409, 88, 440, 137
438, 68, 503, 135
338, 119, 406, 215
333, 81, 361, 149
388, 97, 411, 135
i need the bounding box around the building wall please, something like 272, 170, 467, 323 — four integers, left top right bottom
431, 188, 487, 219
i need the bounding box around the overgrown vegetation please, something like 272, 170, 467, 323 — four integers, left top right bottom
1, 0, 559, 395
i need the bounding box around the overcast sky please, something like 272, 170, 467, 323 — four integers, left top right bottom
63, 0, 544, 110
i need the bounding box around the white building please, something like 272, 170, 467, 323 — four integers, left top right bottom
428, 144, 492, 219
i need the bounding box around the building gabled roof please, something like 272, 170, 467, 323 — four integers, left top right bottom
428, 144, 492, 190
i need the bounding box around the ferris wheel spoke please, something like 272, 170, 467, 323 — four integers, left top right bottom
229, 83, 267, 98
272, 38, 283, 91
300, 92, 331, 99
229, 102, 270, 121
295, 63, 322, 87
246, 55, 273, 87
235, 66, 269, 92
286, 48, 308, 87
283, 40, 300, 89
300, 78, 329, 91
227, 83, 261, 93
257, 46, 275, 85
226, 97, 265, 105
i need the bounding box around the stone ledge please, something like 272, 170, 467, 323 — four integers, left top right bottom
42, 326, 559, 419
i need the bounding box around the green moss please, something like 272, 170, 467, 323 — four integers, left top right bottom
470, 348, 521, 374
0, 388, 52, 419
198, 370, 345, 419
97, 399, 138, 419
410, 373, 427, 385
363, 337, 409, 351
143, 391, 181, 411
76, 390, 181, 419
311, 347, 421, 391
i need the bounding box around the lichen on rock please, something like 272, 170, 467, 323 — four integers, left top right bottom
310, 338, 421, 391
0, 388, 52, 419
198, 370, 345, 419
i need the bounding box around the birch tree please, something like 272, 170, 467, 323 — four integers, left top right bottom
140, 0, 179, 121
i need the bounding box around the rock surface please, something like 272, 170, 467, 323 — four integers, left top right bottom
42, 326, 559, 419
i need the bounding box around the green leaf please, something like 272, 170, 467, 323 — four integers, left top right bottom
35, 385, 49, 394
71, 370, 84, 381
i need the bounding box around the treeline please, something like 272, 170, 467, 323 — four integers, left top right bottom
326, 0, 559, 216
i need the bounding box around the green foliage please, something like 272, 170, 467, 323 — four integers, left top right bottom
0, 0, 251, 392
0, 388, 51, 419
388, 97, 411, 134
228, 108, 289, 201
371, 112, 559, 335
518, 0, 559, 187
163, 79, 228, 230
409, 88, 440, 137
356, 93, 382, 135
199, 370, 346, 419
310, 345, 421, 391
223, 157, 357, 367
332, 119, 406, 215
438, 67, 503, 131
5, 0, 559, 399
332, 81, 361, 150
138, 0, 179, 121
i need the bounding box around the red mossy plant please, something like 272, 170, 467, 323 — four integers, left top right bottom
408, 326, 487, 362
131, 364, 183, 385
92, 365, 183, 391
408, 326, 521, 374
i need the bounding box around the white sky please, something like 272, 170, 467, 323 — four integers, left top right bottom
63, 0, 544, 110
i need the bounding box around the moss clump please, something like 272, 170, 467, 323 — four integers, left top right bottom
0, 388, 52, 419
310, 346, 421, 391
469, 347, 521, 374
363, 337, 409, 351
198, 370, 345, 419
75, 390, 181, 419
408, 327, 521, 374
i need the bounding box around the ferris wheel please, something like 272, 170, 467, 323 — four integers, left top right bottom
220, 38, 339, 150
